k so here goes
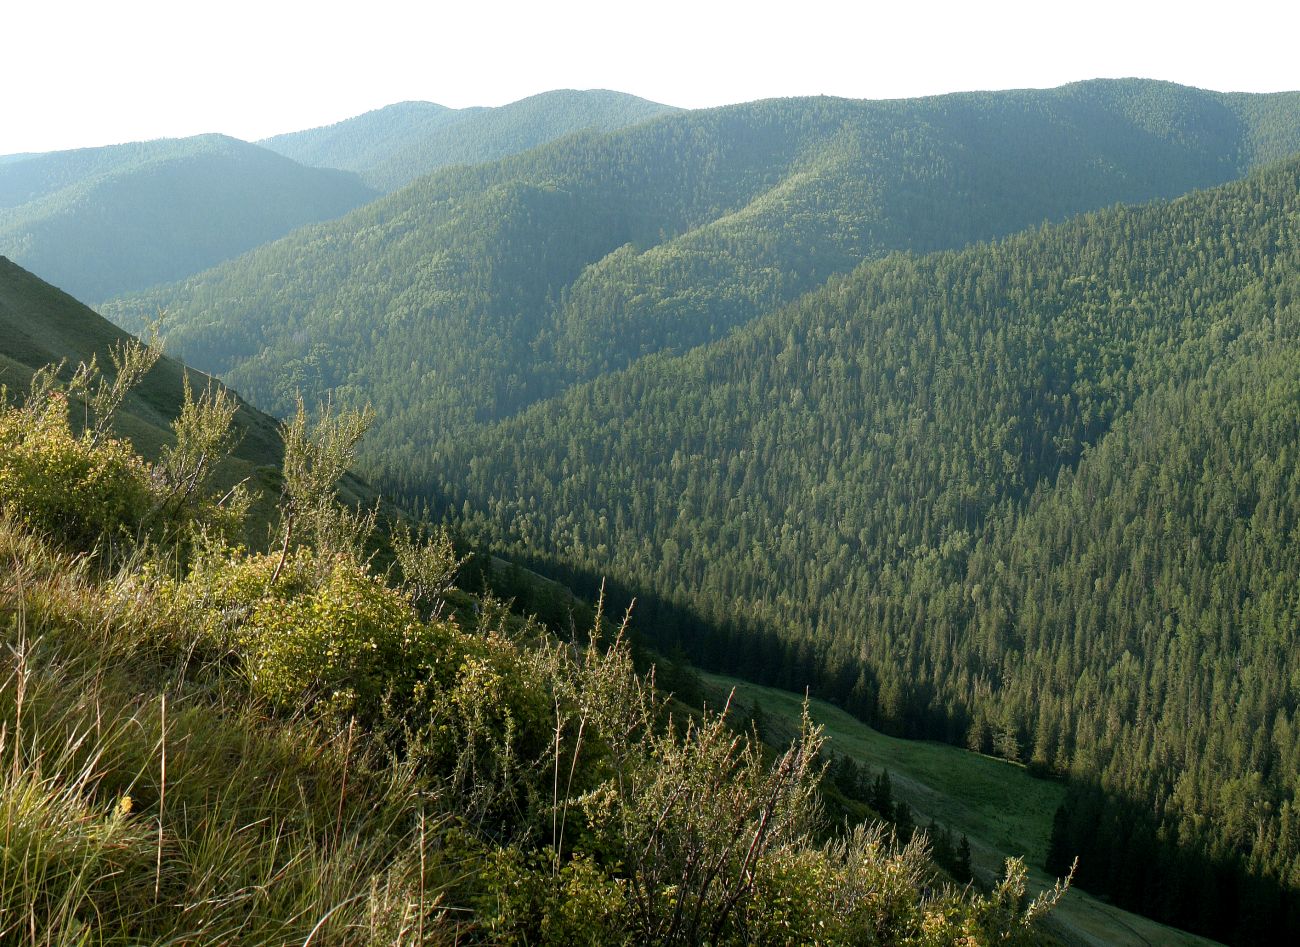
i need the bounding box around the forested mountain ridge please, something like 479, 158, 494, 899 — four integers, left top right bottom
0, 135, 376, 302
106, 79, 1300, 458
256, 100, 467, 182
259, 89, 678, 191
433, 155, 1300, 942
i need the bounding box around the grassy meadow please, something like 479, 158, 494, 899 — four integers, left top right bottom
698, 671, 1219, 947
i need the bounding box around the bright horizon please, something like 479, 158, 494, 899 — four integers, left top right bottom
6, 0, 1299, 155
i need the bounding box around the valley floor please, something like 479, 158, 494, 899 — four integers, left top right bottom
698, 672, 1219, 947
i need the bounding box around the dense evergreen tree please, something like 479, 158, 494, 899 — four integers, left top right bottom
871, 769, 896, 822
955, 836, 974, 883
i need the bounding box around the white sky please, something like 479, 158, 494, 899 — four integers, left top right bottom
5, 0, 1299, 155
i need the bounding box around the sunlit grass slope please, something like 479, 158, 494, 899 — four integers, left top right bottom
0, 256, 383, 538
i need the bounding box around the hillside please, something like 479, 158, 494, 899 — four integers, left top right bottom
435, 156, 1300, 942
0, 136, 376, 302
104, 80, 1300, 459
259, 89, 677, 191
0, 256, 384, 542
0, 269, 1062, 945
0, 255, 282, 488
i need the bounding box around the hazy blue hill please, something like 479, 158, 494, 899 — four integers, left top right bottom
0, 135, 377, 302
0, 152, 44, 167
257, 101, 472, 184
0, 137, 240, 211
259, 89, 677, 191
106, 80, 1300, 451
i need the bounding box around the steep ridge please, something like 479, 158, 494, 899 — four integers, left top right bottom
0, 256, 298, 534
259, 89, 677, 191
0, 255, 281, 466
0, 136, 376, 302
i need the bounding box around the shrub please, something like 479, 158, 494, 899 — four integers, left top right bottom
0, 386, 243, 562
417, 634, 558, 833
172, 548, 458, 723
0, 395, 155, 554
480, 847, 631, 946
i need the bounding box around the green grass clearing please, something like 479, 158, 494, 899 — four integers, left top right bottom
698, 671, 1219, 947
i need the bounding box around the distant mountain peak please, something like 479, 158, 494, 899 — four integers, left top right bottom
258, 88, 678, 191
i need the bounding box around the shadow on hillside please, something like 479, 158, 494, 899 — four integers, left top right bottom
481, 550, 1300, 945
1047, 777, 1300, 945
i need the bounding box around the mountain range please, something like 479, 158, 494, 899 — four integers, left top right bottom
8, 76, 1300, 943
104, 79, 1300, 451
0, 90, 676, 305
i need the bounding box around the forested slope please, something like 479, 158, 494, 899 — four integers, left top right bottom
432, 157, 1300, 942
106, 80, 1300, 453
0, 136, 376, 301
260, 89, 677, 191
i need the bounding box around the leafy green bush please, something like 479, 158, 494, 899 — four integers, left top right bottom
247, 558, 434, 719
0, 393, 155, 553
0, 359, 244, 563
480, 847, 631, 946
171, 548, 459, 723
